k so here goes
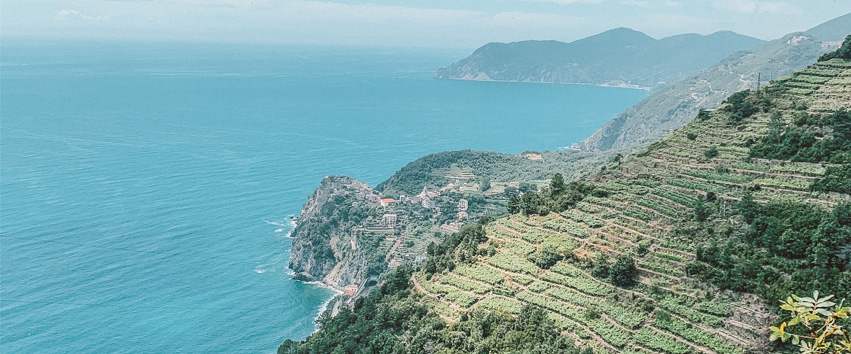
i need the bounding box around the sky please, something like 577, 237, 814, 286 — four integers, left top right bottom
2, 0, 850, 48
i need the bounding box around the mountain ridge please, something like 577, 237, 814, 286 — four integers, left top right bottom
434, 28, 764, 91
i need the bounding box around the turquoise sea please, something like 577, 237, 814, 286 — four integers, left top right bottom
0, 40, 648, 353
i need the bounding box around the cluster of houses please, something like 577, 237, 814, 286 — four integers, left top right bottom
440, 181, 479, 193
354, 183, 437, 209
349, 180, 379, 202
350, 181, 472, 231
397, 186, 440, 210
353, 179, 471, 215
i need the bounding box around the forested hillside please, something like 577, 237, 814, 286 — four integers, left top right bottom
375, 150, 609, 197
279, 38, 851, 354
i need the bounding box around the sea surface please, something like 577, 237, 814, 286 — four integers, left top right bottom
0, 40, 648, 353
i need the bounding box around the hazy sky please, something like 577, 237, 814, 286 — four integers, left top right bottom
2, 0, 849, 48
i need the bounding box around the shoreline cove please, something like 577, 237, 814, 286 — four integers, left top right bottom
304, 281, 344, 333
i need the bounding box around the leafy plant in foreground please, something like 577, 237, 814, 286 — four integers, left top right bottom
770, 291, 851, 353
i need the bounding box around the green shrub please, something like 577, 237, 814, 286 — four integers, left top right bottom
610, 255, 637, 287
705, 146, 719, 159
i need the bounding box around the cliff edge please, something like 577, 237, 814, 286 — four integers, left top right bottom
289, 176, 384, 290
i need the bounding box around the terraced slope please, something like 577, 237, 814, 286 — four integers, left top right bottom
782, 58, 851, 112
413, 58, 851, 354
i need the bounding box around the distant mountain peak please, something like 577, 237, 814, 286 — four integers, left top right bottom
576, 27, 656, 44
711, 30, 743, 36
598, 27, 647, 36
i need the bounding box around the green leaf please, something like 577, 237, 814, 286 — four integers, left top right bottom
771, 332, 781, 342
819, 301, 836, 308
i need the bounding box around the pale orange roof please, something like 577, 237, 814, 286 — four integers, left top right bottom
381, 198, 395, 203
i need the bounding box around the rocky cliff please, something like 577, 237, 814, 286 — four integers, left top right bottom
288, 175, 385, 289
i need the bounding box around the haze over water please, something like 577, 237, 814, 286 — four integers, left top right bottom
0, 40, 648, 353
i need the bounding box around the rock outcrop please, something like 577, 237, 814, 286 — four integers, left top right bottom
288, 176, 383, 289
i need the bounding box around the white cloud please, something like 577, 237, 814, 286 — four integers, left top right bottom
55, 9, 81, 19
711, 0, 801, 15
54, 8, 108, 20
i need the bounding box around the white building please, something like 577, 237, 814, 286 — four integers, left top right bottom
457, 199, 468, 211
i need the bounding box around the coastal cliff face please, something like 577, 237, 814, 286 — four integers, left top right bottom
288, 176, 385, 289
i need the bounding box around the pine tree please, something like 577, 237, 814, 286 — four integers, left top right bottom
550, 173, 565, 196
694, 198, 711, 222
767, 111, 784, 144
508, 195, 520, 214
740, 191, 757, 224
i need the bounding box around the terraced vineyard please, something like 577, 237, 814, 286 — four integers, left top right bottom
413, 56, 851, 354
